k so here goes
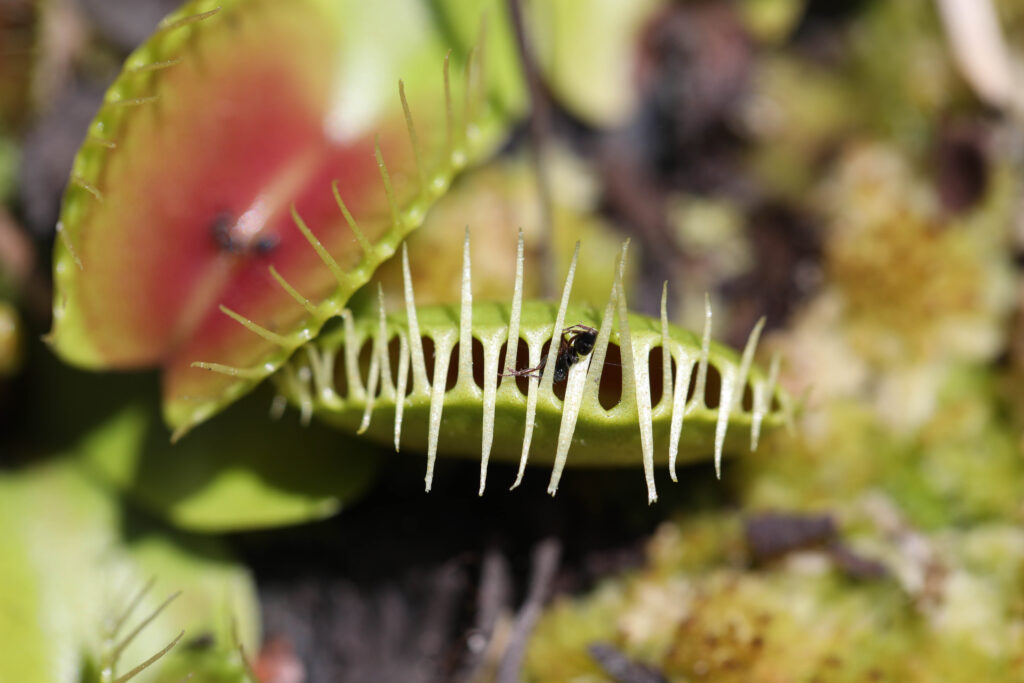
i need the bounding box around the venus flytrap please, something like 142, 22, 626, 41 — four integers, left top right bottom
252, 231, 790, 502
48, 0, 513, 438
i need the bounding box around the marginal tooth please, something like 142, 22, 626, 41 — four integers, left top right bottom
616, 286, 656, 503
443, 51, 455, 168
280, 363, 312, 425
735, 317, 766, 416
375, 137, 401, 227
341, 310, 365, 401
461, 45, 477, 150
190, 361, 268, 380
394, 332, 410, 452
425, 337, 455, 492
510, 339, 543, 489
269, 265, 317, 315
659, 282, 673, 412
690, 294, 713, 412
546, 353, 593, 496
713, 364, 738, 480
269, 394, 288, 420
108, 95, 158, 107
297, 365, 313, 426
540, 242, 580, 395
218, 305, 290, 347
56, 221, 83, 270
668, 349, 695, 482
157, 7, 220, 33
320, 346, 339, 399
125, 57, 182, 74
479, 329, 503, 495
402, 244, 430, 393
500, 229, 525, 391
71, 175, 104, 202
357, 342, 380, 435
457, 228, 475, 391
752, 352, 781, 450
331, 181, 373, 256
473, 16, 489, 116
398, 80, 427, 197
583, 241, 629, 408
374, 285, 395, 400
86, 136, 117, 149
304, 345, 340, 408
291, 205, 346, 285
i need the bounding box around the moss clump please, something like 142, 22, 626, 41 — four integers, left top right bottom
525, 510, 1024, 682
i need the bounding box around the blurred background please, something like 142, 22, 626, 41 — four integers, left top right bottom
2, 0, 1024, 681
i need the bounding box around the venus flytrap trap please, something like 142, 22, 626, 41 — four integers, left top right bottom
97, 579, 184, 683
252, 231, 790, 503
48, 0, 515, 438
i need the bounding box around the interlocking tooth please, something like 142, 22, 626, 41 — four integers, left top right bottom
713, 364, 738, 479
56, 221, 83, 270
398, 80, 427, 197
269, 265, 317, 315
461, 46, 477, 151
341, 309, 365, 401
156, 7, 220, 33
506, 230, 529, 489
218, 305, 290, 347
690, 294, 713, 412
402, 244, 430, 393
540, 242, 580, 396
425, 335, 455, 492
473, 16, 489, 117
479, 328, 503, 495
71, 175, 103, 202
375, 138, 401, 228
86, 136, 117, 149
546, 353, 593, 496
751, 352, 781, 450
510, 338, 542, 490
376, 284, 395, 401
357, 342, 380, 435
126, 58, 182, 74
736, 318, 766, 413
331, 181, 372, 256
109, 584, 184, 681
583, 241, 629, 409
667, 348, 695, 482
500, 230, 525, 390
281, 363, 313, 426
190, 361, 268, 380
304, 344, 340, 408
659, 283, 673, 411
616, 286, 656, 503
291, 205, 346, 286
457, 228, 476, 391
109, 95, 159, 107
443, 51, 455, 167
394, 332, 410, 452
269, 394, 288, 420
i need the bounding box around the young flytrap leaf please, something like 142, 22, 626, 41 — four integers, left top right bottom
48, 0, 516, 438
74, 381, 379, 533
429, 0, 659, 126
257, 232, 791, 503
0, 461, 259, 682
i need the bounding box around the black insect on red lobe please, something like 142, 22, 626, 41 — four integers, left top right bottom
210, 209, 279, 256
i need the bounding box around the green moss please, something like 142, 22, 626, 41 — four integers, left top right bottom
526, 511, 1024, 682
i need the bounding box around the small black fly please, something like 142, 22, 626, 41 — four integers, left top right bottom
501, 324, 598, 383
211, 210, 279, 256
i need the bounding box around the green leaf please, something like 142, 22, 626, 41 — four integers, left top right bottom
0, 461, 260, 683
76, 382, 379, 533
